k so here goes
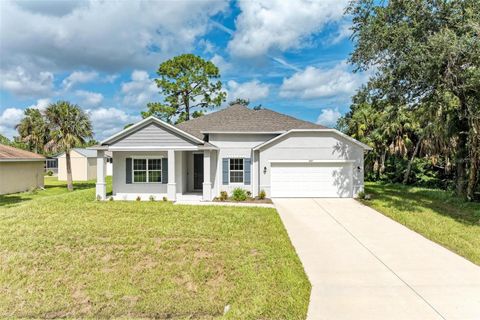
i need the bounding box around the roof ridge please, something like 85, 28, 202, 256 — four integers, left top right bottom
256, 107, 326, 128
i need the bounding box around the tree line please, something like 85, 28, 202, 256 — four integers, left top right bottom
337, 0, 479, 200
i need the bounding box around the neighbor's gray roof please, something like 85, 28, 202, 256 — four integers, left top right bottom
175, 104, 326, 139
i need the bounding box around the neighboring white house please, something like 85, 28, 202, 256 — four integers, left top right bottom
92, 104, 371, 201
0, 144, 45, 195
57, 148, 112, 181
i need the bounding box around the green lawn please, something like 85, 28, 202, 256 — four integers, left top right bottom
0, 178, 310, 319
362, 182, 480, 265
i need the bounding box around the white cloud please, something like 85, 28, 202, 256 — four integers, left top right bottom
228, 0, 348, 57
327, 22, 352, 45
62, 71, 98, 90
75, 90, 104, 107
87, 107, 140, 140
0, 108, 24, 138
28, 98, 51, 111
211, 54, 232, 74
0, 67, 54, 97
1, 0, 228, 72
121, 70, 158, 108
316, 108, 341, 127
279, 61, 368, 100
227, 80, 270, 102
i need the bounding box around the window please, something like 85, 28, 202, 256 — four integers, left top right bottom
133, 158, 162, 183
229, 158, 244, 183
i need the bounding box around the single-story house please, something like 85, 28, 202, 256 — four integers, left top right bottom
92, 104, 371, 201
57, 148, 112, 181
0, 144, 45, 195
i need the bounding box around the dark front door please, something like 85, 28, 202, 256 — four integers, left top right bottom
193, 153, 204, 190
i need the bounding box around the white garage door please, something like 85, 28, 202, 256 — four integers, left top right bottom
271, 162, 353, 198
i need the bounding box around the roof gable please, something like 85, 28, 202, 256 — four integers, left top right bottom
175, 104, 326, 139
253, 129, 372, 151
100, 116, 204, 146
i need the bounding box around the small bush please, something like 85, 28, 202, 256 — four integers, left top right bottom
162, 196, 168, 202
136, 196, 141, 201
46, 170, 53, 176
149, 195, 155, 201
219, 191, 228, 201
246, 191, 252, 198
96, 195, 102, 201
258, 190, 266, 200
232, 188, 247, 201
109, 196, 114, 201
357, 191, 365, 199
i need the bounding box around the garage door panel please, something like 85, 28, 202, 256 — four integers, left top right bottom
271, 163, 352, 198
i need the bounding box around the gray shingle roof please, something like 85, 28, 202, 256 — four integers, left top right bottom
175, 104, 326, 139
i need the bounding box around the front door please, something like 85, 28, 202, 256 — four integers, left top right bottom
193, 153, 204, 190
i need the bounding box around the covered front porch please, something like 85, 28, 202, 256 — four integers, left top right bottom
95, 148, 217, 202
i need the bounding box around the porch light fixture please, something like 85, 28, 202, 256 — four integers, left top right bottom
263, 166, 267, 174
357, 166, 361, 172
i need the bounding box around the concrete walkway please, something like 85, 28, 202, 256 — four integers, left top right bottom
273, 198, 480, 320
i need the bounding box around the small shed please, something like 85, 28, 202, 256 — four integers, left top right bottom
57, 148, 112, 181
0, 144, 45, 194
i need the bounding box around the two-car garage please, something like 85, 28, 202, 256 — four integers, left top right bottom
270, 161, 354, 198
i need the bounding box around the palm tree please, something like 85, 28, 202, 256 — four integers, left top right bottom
15, 108, 48, 154
44, 101, 93, 191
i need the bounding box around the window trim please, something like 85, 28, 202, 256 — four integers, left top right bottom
132, 157, 163, 184
229, 158, 244, 184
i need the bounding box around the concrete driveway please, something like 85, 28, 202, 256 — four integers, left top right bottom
273, 198, 480, 320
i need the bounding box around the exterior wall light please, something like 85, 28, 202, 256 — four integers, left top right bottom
263, 166, 267, 174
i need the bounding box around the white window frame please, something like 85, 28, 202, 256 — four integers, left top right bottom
229, 158, 244, 184
132, 157, 162, 184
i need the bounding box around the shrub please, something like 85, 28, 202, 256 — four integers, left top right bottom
162, 196, 168, 202
219, 191, 228, 201
258, 190, 266, 200
109, 196, 114, 201
357, 191, 365, 199
136, 196, 141, 201
96, 195, 102, 201
232, 188, 247, 201
149, 195, 155, 201
46, 170, 53, 176
246, 191, 252, 198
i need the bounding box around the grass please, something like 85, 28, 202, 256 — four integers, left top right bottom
0, 178, 310, 319
362, 181, 480, 265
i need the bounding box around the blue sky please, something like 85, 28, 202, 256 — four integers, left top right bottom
0, 0, 368, 140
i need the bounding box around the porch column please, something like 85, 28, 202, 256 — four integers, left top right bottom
203, 150, 211, 201
95, 150, 106, 200
167, 149, 176, 201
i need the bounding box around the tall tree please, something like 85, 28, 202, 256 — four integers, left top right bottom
144, 54, 226, 123
44, 101, 93, 191
347, 0, 480, 199
15, 108, 48, 154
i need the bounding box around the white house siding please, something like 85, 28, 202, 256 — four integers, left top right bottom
209, 133, 276, 196
0, 161, 44, 194
258, 131, 365, 197
58, 150, 93, 181
112, 151, 168, 200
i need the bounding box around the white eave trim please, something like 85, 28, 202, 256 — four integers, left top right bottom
269, 159, 356, 163
200, 131, 286, 134
0, 158, 45, 162
100, 116, 204, 146
107, 146, 200, 151
253, 129, 373, 151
